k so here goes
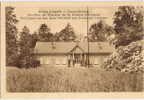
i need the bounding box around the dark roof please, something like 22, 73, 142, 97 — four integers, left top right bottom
34, 41, 115, 54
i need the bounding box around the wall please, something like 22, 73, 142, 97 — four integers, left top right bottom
35, 54, 68, 67
90, 54, 109, 67
35, 53, 110, 67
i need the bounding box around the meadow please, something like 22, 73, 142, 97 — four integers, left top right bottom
7, 66, 143, 92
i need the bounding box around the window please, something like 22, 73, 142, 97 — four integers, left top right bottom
62, 57, 67, 65
56, 58, 60, 65
90, 56, 94, 64
45, 56, 49, 64
40, 57, 43, 64
43, 56, 46, 64
51, 57, 56, 65
94, 57, 99, 65
103, 56, 108, 62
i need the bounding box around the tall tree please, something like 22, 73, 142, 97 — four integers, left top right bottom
18, 26, 33, 68
55, 23, 76, 41
89, 20, 115, 42
6, 7, 18, 66
38, 24, 53, 42
112, 6, 143, 47
30, 32, 39, 48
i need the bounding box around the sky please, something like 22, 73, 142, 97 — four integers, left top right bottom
15, 6, 117, 36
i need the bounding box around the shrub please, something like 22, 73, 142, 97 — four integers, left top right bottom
103, 40, 144, 72
16, 56, 40, 68
31, 60, 40, 68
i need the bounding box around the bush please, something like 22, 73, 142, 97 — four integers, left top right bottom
31, 60, 40, 68
103, 40, 144, 72
16, 56, 40, 68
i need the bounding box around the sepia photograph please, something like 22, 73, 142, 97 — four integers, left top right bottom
0, 1, 144, 98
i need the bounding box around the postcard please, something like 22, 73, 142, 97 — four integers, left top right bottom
0, 1, 144, 98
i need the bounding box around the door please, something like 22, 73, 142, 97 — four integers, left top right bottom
74, 54, 82, 67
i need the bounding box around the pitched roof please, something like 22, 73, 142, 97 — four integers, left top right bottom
34, 41, 115, 54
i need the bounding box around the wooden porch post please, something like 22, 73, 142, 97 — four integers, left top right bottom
80, 53, 83, 66
73, 52, 74, 67
84, 54, 86, 67
67, 54, 70, 67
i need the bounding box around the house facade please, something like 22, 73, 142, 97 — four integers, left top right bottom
33, 42, 115, 67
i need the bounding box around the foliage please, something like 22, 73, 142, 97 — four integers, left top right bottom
18, 26, 39, 68
89, 20, 115, 42
103, 40, 144, 72
38, 24, 53, 42
103, 6, 144, 73
6, 7, 18, 66
55, 23, 76, 41
30, 32, 39, 48
112, 6, 143, 47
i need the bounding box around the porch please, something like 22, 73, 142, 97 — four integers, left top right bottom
67, 53, 90, 67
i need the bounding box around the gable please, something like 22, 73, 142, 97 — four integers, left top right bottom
70, 45, 84, 53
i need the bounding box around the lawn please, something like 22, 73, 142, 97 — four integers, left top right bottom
6, 66, 143, 92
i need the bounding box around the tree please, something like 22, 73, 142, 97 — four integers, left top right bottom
89, 20, 115, 42
38, 24, 53, 42
55, 23, 76, 41
30, 32, 39, 48
6, 7, 18, 66
113, 6, 143, 47
18, 26, 33, 68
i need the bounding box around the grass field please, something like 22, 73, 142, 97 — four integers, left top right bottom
7, 66, 143, 92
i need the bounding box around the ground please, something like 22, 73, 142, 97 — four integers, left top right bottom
7, 66, 143, 92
